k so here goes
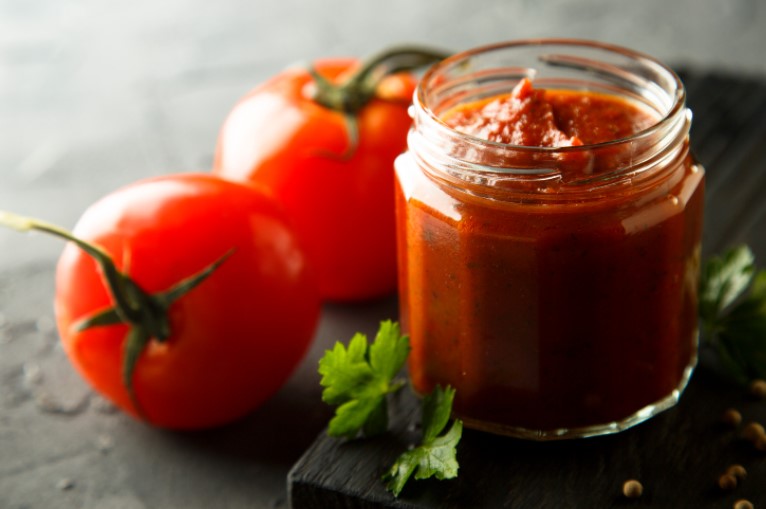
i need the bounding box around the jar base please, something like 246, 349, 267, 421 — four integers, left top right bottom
456, 359, 696, 441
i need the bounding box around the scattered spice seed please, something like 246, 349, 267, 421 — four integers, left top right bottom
750, 378, 766, 399
734, 500, 754, 509
741, 421, 765, 442
718, 473, 738, 491
622, 479, 643, 498
726, 464, 747, 481
722, 408, 743, 428
755, 436, 766, 452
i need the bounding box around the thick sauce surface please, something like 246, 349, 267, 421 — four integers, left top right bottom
444, 78, 656, 148
396, 79, 704, 433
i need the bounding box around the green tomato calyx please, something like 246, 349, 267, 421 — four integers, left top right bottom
0, 210, 233, 419
308, 45, 451, 159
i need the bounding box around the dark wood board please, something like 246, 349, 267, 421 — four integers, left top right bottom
290, 370, 766, 508
287, 70, 766, 508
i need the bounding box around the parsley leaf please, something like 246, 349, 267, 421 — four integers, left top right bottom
319, 322, 463, 496
383, 385, 463, 497
318, 320, 410, 438
700, 245, 766, 383
699, 245, 755, 330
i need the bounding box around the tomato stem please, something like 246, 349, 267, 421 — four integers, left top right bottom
0, 211, 143, 323
0, 210, 233, 421
311, 45, 450, 115
309, 45, 450, 157
340, 45, 451, 106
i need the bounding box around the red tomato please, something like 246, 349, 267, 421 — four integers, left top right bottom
213, 58, 417, 301
53, 174, 320, 429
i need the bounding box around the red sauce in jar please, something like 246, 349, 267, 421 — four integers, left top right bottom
396, 77, 704, 436
445, 78, 656, 148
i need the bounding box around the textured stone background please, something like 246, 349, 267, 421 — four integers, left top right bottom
2, 0, 765, 267
1, 1, 764, 508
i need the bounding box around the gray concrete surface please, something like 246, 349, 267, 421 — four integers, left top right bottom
1, 1, 765, 508
2, 0, 765, 267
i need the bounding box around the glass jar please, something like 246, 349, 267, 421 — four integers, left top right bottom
394, 39, 705, 440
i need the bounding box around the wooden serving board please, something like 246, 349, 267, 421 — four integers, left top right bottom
287, 70, 766, 508
290, 370, 765, 508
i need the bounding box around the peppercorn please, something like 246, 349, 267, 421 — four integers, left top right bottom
749, 378, 766, 399
718, 473, 737, 491
722, 408, 743, 428
733, 499, 753, 509
741, 421, 765, 442
726, 464, 747, 481
622, 479, 643, 498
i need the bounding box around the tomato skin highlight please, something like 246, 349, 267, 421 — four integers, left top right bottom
53, 174, 320, 429
213, 58, 417, 301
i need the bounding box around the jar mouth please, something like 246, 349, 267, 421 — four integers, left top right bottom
416, 38, 687, 156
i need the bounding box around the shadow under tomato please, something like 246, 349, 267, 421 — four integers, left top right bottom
160, 295, 400, 467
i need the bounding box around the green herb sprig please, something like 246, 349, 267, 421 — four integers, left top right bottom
318, 320, 462, 496
700, 245, 766, 384
318, 320, 410, 438
383, 385, 462, 496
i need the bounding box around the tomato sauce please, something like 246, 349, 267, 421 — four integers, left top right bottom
445, 78, 656, 148
396, 76, 704, 437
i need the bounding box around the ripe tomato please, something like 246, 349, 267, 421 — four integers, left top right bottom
53, 174, 320, 429
213, 58, 418, 301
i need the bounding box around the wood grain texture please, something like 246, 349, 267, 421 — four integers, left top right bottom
288, 71, 766, 509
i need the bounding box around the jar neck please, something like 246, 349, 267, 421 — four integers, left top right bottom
408, 39, 691, 202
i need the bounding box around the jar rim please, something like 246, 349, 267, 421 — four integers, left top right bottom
416, 38, 687, 155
